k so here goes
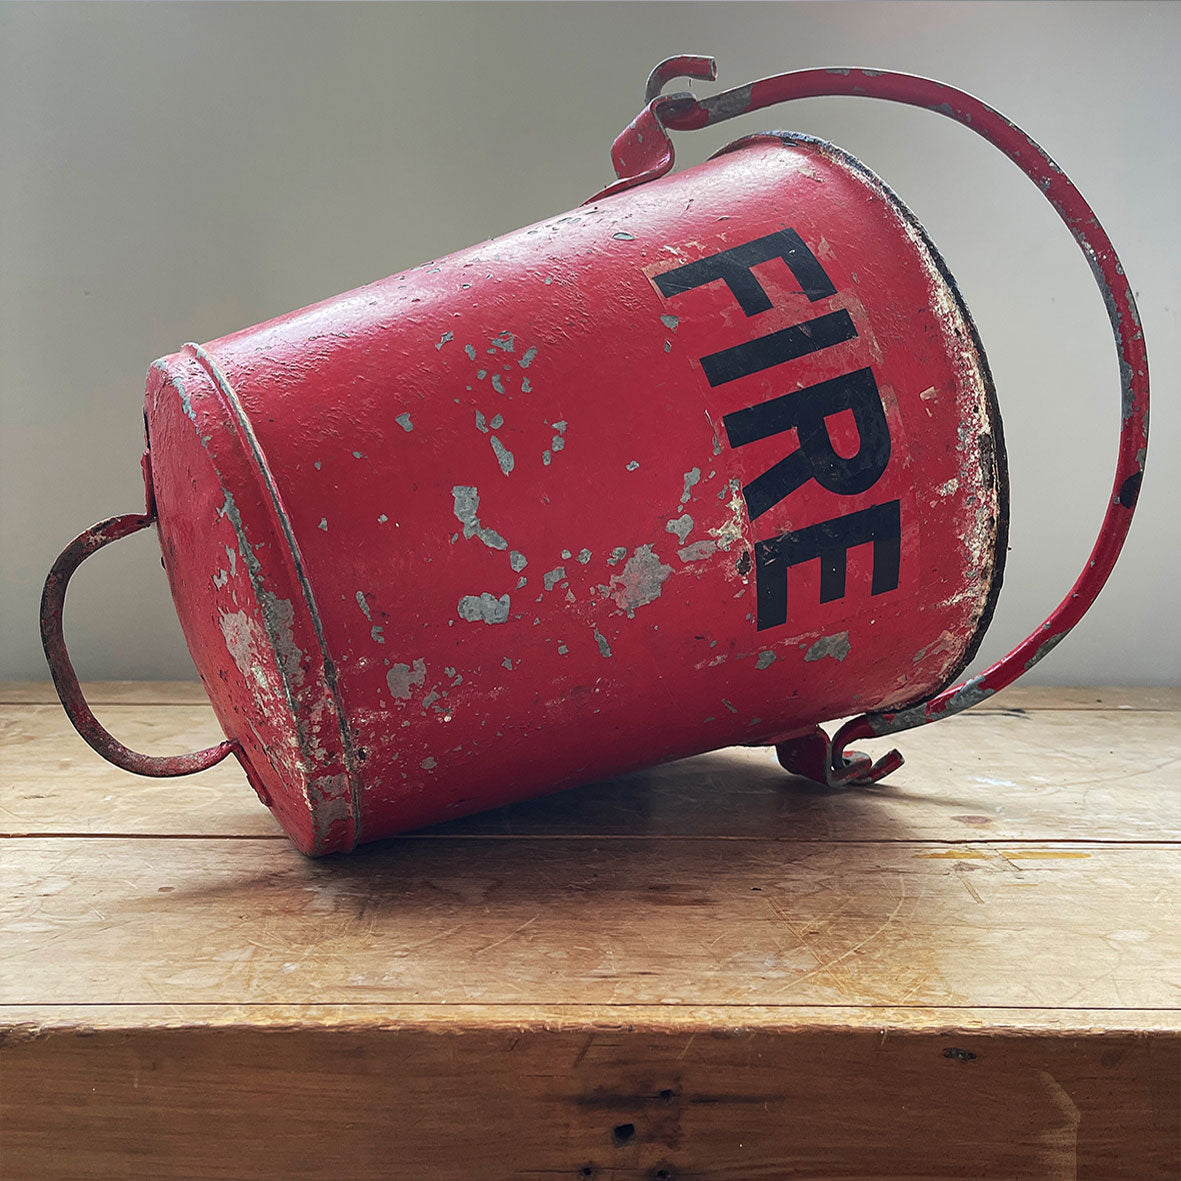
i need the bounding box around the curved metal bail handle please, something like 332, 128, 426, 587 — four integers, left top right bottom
611, 58, 1149, 784
40, 511, 238, 777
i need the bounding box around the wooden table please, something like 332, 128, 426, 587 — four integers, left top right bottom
2, 683, 1178, 1178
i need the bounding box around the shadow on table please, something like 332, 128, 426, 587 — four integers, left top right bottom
407, 743, 986, 842
138, 747, 1010, 1007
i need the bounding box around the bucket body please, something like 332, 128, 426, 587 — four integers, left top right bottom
144, 131, 1005, 854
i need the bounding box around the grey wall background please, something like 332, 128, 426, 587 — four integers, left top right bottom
2, 0, 1178, 685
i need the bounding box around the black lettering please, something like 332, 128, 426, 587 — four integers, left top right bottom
653, 229, 836, 315
754, 501, 901, 631
700, 310, 857, 388
724, 368, 891, 520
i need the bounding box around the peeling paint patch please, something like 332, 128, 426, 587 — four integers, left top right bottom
593, 627, 612, 658
491, 435, 514, 475
577, 548, 591, 565
490, 413, 504, 430
711, 478, 745, 551
395, 412, 414, 432
543, 566, 566, 591
491, 373, 505, 394
371, 625, 385, 644
666, 514, 693, 544
679, 540, 716, 562
458, 592, 510, 624
613, 231, 635, 240
502, 657, 513, 670
387, 658, 427, 699
219, 609, 270, 695
475, 410, 488, 433
510, 550, 527, 572
307, 773, 351, 831
607, 546, 628, 566
490, 332, 515, 353
755, 650, 776, 670
452, 485, 507, 550
626, 460, 640, 472
610, 545, 673, 615
318, 517, 328, 531
521, 377, 533, 393
421, 756, 437, 771
804, 632, 851, 663
519, 346, 538, 369
681, 467, 702, 505
660, 314, 679, 332
435, 331, 453, 350
355, 590, 372, 619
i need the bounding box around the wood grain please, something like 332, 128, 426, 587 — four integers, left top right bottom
2, 1018, 1177, 1180
2, 684, 1178, 1178
4, 704, 1179, 841
2, 837, 1176, 1009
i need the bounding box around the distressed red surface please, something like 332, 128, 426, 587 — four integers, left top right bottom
143, 133, 1003, 853
604, 62, 1149, 776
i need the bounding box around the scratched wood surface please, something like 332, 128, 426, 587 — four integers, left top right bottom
2, 683, 1178, 1179
4, 688, 1179, 842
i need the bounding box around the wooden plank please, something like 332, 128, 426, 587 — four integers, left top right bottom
994, 685, 1181, 712
1, 838, 1175, 1009
4, 1004, 1179, 1034
3, 687, 1177, 1178
0, 703, 280, 838
4, 703, 1178, 841
4, 680, 1179, 709
2, 1013, 1176, 1179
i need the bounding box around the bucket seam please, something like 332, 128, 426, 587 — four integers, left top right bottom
184, 343, 363, 852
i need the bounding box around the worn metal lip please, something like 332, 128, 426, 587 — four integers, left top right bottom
187, 343, 365, 854
707, 130, 1009, 713
148, 350, 362, 856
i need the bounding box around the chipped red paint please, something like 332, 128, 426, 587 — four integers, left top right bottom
605, 58, 1150, 784
40, 57, 1146, 852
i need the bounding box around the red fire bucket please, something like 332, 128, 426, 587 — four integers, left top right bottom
41, 59, 1148, 855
